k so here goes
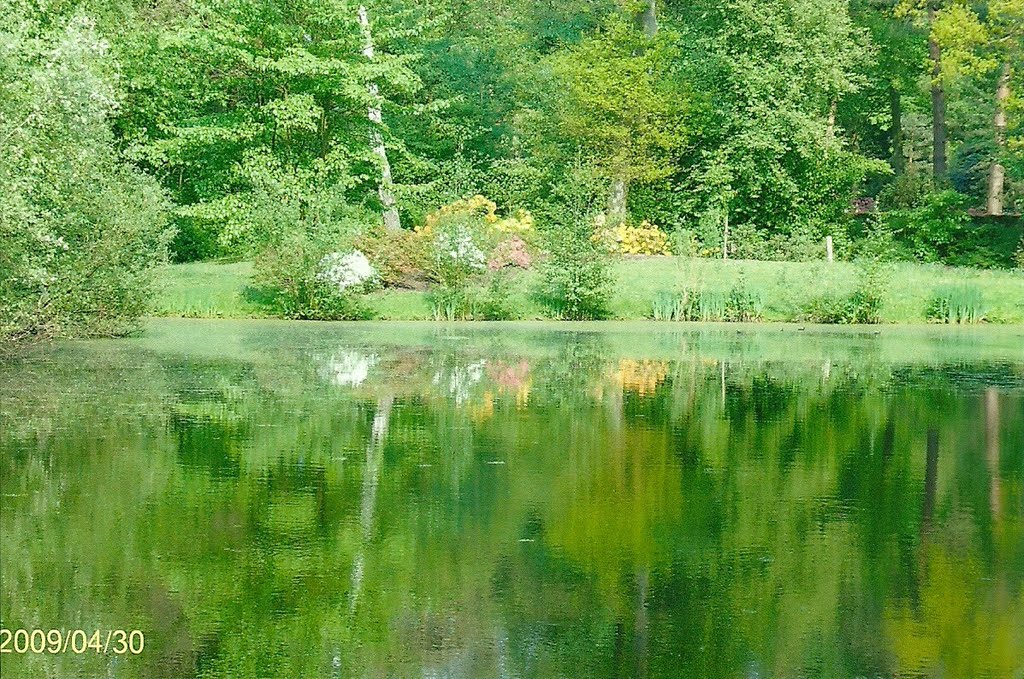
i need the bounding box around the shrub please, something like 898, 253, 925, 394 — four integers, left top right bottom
170, 217, 226, 262
473, 271, 518, 320
1, 16, 172, 345
416, 195, 536, 320
1015, 238, 1024, 270
926, 284, 985, 324
488, 236, 532, 271
730, 223, 838, 262
594, 220, 672, 255
724, 276, 762, 321
800, 294, 852, 324
670, 228, 702, 258
538, 229, 613, 320
851, 215, 911, 263
841, 263, 887, 324
536, 180, 613, 320
800, 264, 887, 324
318, 251, 376, 292
427, 272, 518, 322
431, 223, 487, 285
356, 228, 431, 289
421, 220, 487, 320
418, 195, 533, 238
883, 190, 971, 263
253, 236, 375, 320
876, 172, 932, 211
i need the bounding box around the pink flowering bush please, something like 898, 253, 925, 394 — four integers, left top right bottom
488, 236, 532, 271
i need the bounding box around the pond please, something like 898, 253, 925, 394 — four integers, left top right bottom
1, 320, 1022, 678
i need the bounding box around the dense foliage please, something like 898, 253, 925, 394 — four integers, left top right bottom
535, 175, 614, 320
1, 10, 170, 345
3, 0, 1023, 340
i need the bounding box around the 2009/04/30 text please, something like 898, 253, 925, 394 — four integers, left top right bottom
0, 629, 144, 655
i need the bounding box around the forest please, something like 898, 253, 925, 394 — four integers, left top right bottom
2, 0, 1023, 341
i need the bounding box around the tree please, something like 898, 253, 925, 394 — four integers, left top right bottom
358, 5, 402, 232
933, 0, 1022, 213
541, 13, 688, 226
1, 12, 170, 344
672, 0, 883, 253
607, 0, 660, 225
115, 0, 427, 259
850, 0, 930, 177
929, 4, 950, 182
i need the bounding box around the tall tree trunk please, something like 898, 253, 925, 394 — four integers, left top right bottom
607, 0, 658, 224
890, 86, 905, 175
608, 178, 629, 226
928, 7, 947, 183
987, 62, 1010, 216
358, 6, 402, 233
639, 0, 658, 38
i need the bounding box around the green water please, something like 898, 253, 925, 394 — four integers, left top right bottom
1, 320, 1022, 678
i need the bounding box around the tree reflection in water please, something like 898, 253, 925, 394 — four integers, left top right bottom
1, 322, 1022, 678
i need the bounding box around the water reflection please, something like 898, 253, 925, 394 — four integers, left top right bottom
1, 321, 1022, 678
318, 350, 379, 388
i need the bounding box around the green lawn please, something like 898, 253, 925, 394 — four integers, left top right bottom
152, 257, 1024, 324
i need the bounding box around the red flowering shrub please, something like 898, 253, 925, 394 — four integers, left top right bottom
487, 235, 532, 271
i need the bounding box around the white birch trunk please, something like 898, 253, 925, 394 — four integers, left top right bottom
358, 5, 402, 232
640, 0, 658, 38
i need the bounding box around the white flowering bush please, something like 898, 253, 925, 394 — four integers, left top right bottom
317, 251, 377, 293
433, 225, 486, 279
254, 231, 377, 321
427, 223, 488, 320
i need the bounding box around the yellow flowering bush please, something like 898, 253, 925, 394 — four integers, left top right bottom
593, 220, 672, 256
417, 195, 533, 236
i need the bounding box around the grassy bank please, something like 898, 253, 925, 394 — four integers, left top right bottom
152, 257, 1024, 324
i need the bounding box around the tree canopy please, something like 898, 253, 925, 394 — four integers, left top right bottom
2, 0, 1023, 340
